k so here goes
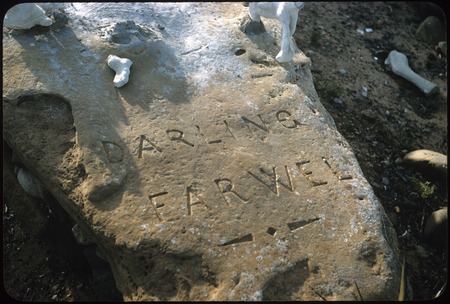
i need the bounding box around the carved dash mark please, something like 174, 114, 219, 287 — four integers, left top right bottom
219, 233, 254, 246
287, 218, 321, 231
266, 227, 277, 236
149, 192, 168, 222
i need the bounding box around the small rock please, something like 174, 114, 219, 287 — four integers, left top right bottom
436, 41, 447, 58
423, 208, 447, 247
403, 149, 447, 180
361, 86, 368, 97
415, 16, 446, 46
338, 68, 347, 75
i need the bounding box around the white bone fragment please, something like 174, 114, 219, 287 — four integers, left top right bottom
385, 50, 439, 95
16, 167, 45, 199
107, 55, 133, 88
248, 2, 304, 63
4, 3, 53, 30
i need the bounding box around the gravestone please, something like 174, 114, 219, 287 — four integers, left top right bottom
3, 3, 401, 301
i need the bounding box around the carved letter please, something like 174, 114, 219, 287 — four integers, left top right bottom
241, 114, 269, 133
296, 160, 328, 187
223, 120, 236, 139
247, 166, 294, 196
166, 129, 194, 147
186, 185, 205, 215
276, 110, 302, 129
214, 178, 249, 204
137, 135, 162, 158
149, 192, 168, 222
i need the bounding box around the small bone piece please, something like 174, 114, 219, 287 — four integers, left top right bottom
107, 55, 133, 88
248, 2, 304, 63
16, 167, 45, 199
385, 50, 439, 95
4, 3, 53, 30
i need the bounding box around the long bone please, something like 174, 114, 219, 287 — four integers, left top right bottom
385, 50, 439, 95
107, 55, 133, 88
248, 2, 304, 63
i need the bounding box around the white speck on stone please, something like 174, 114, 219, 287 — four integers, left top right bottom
247, 101, 259, 110
155, 224, 166, 233
250, 290, 263, 301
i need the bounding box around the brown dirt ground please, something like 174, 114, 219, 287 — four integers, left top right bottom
2, 2, 447, 301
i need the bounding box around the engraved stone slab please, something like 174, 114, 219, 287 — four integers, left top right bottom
3, 3, 401, 301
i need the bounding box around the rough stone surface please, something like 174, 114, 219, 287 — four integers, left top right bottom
3, 3, 401, 301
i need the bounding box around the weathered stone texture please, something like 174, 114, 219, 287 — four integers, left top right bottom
3, 3, 401, 301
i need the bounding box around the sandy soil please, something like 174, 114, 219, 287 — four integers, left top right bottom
3, 2, 447, 301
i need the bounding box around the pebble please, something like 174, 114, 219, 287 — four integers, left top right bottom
436, 41, 447, 57
333, 98, 343, 105
415, 16, 446, 46
403, 149, 447, 180
361, 86, 368, 97
338, 68, 347, 75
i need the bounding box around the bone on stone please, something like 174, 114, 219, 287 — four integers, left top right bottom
4, 3, 53, 30
248, 2, 304, 63
384, 50, 439, 95
107, 55, 133, 88
16, 167, 45, 199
